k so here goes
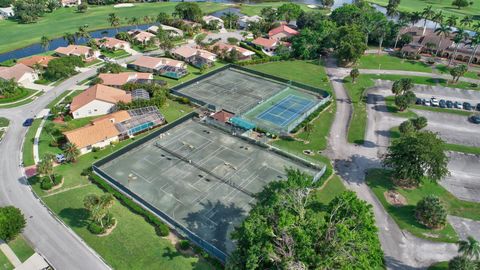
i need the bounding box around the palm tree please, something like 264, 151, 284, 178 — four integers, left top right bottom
449, 28, 469, 66
434, 24, 451, 56
303, 123, 313, 141
460, 16, 473, 28
63, 142, 80, 162
37, 153, 55, 183
128, 17, 140, 29
108, 13, 120, 33
467, 33, 480, 68
143, 15, 152, 24
473, 22, 480, 32
221, 12, 239, 30
63, 32, 75, 45
75, 24, 90, 42
458, 236, 480, 260
409, 11, 422, 27
394, 19, 409, 49
40, 36, 50, 51
115, 32, 131, 42
446, 15, 458, 27
375, 21, 388, 54
421, 5, 434, 35
83, 194, 114, 228
432, 10, 444, 30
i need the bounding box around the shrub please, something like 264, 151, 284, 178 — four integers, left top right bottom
40, 179, 53, 190
415, 195, 447, 229
179, 97, 190, 104
179, 240, 190, 250
448, 256, 476, 270
470, 83, 478, 88
87, 222, 105, 235
92, 147, 100, 152
155, 223, 170, 237
0, 206, 26, 241
399, 120, 415, 134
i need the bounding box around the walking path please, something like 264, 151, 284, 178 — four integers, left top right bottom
324, 57, 458, 269
0, 240, 21, 267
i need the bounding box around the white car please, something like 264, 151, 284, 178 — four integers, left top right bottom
424, 100, 431, 106
55, 154, 66, 163
431, 97, 439, 107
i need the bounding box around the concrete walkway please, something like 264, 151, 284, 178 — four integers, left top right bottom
0, 240, 21, 267
33, 115, 48, 165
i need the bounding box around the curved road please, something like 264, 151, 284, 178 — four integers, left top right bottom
324, 58, 458, 269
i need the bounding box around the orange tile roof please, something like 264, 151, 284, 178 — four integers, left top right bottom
0, 64, 34, 82
129, 30, 155, 43
268, 25, 299, 37
95, 37, 129, 49
18, 55, 57, 68
131, 56, 186, 69
212, 110, 234, 123
98, 72, 152, 86
252, 37, 278, 49
213, 42, 254, 56
92, 110, 131, 124
55, 45, 92, 56
70, 84, 132, 113
173, 46, 216, 60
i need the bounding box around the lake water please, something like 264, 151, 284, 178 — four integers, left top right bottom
0, 0, 443, 62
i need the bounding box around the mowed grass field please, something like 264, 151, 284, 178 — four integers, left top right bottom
0, 2, 227, 54
367, 0, 480, 27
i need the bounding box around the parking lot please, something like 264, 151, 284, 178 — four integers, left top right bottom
441, 152, 480, 203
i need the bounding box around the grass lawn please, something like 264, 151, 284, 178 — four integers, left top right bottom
8, 235, 35, 263
367, 169, 480, 242
0, 88, 35, 104
343, 75, 375, 144
22, 119, 42, 166
311, 175, 347, 206
428, 261, 448, 270
366, 0, 480, 30
0, 251, 13, 270
0, 2, 227, 54
101, 49, 130, 59
0, 91, 43, 109
365, 74, 479, 91
239, 2, 328, 16
0, 117, 9, 127
162, 99, 194, 123
357, 55, 434, 73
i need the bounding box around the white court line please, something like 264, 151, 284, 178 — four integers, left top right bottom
130, 170, 154, 183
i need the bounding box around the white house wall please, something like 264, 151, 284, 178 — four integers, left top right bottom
72, 99, 115, 119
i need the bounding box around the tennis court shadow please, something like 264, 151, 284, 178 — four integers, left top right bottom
185, 200, 246, 253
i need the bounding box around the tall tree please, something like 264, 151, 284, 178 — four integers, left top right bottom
319, 0, 334, 9
173, 2, 202, 22
83, 194, 114, 228
350, 68, 360, 83
37, 153, 55, 183
383, 131, 450, 187
452, 0, 470, 9
108, 13, 120, 33
458, 236, 480, 260
467, 33, 480, 68
434, 24, 451, 56
421, 5, 434, 35
409, 11, 422, 27
448, 28, 469, 66
446, 15, 458, 27
277, 3, 302, 24
459, 16, 473, 27
221, 12, 239, 30
260, 7, 277, 23
335, 25, 367, 66
386, 0, 400, 17
63, 32, 75, 45
40, 35, 50, 51
128, 17, 140, 29
63, 142, 80, 162
75, 24, 90, 42
0, 206, 26, 241
432, 10, 444, 30
393, 19, 409, 49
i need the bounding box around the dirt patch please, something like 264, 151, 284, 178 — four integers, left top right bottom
384, 190, 407, 206
98, 219, 117, 237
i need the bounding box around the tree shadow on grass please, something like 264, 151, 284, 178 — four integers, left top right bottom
58, 208, 90, 228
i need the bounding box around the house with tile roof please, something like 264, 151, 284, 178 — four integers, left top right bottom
172, 46, 217, 68
213, 42, 255, 60
70, 84, 132, 119
252, 37, 284, 53
268, 25, 299, 41
147, 25, 184, 37
54, 45, 99, 61
0, 64, 38, 84
127, 56, 188, 79
64, 107, 165, 154
98, 72, 153, 88
128, 30, 156, 45
18, 56, 57, 68
202, 15, 224, 28
95, 37, 131, 51
239, 15, 262, 29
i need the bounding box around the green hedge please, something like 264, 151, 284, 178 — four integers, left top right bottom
239, 42, 268, 59
88, 173, 170, 237
236, 56, 283, 66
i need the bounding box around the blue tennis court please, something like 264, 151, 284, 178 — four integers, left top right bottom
256, 95, 316, 128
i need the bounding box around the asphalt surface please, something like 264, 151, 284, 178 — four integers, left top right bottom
0, 55, 142, 269
442, 152, 480, 203
325, 59, 458, 269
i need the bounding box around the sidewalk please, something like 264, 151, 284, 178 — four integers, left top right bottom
0, 240, 21, 267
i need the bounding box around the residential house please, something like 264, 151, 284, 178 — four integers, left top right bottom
128, 56, 188, 79
0, 64, 38, 84
239, 15, 262, 29
202, 15, 224, 29
18, 56, 57, 69
268, 24, 299, 41
0, 6, 14, 19
54, 45, 99, 61
60, 0, 81, 6
64, 107, 165, 154
213, 42, 255, 60
95, 37, 130, 51
70, 84, 132, 119
147, 25, 184, 37
98, 72, 153, 88
128, 30, 156, 45
252, 37, 284, 53
172, 46, 217, 68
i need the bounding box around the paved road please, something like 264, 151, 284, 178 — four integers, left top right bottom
324, 58, 458, 269
360, 69, 480, 84
0, 54, 143, 269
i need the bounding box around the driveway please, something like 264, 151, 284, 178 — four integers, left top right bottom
204, 30, 245, 43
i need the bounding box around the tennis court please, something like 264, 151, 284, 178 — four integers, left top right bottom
256, 95, 316, 128
97, 119, 321, 258
174, 68, 287, 114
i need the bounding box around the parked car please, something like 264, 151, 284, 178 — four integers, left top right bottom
23, 118, 33, 127
446, 100, 453, 108
476, 103, 480, 111
55, 154, 66, 163
424, 99, 431, 106
416, 98, 422, 105
463, 102, 472, 110
454, 101, 463, 109
439, 99, 446, 108
431, 97, 439, 106
383, 48, 394, 52
469, 114, 480, 124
